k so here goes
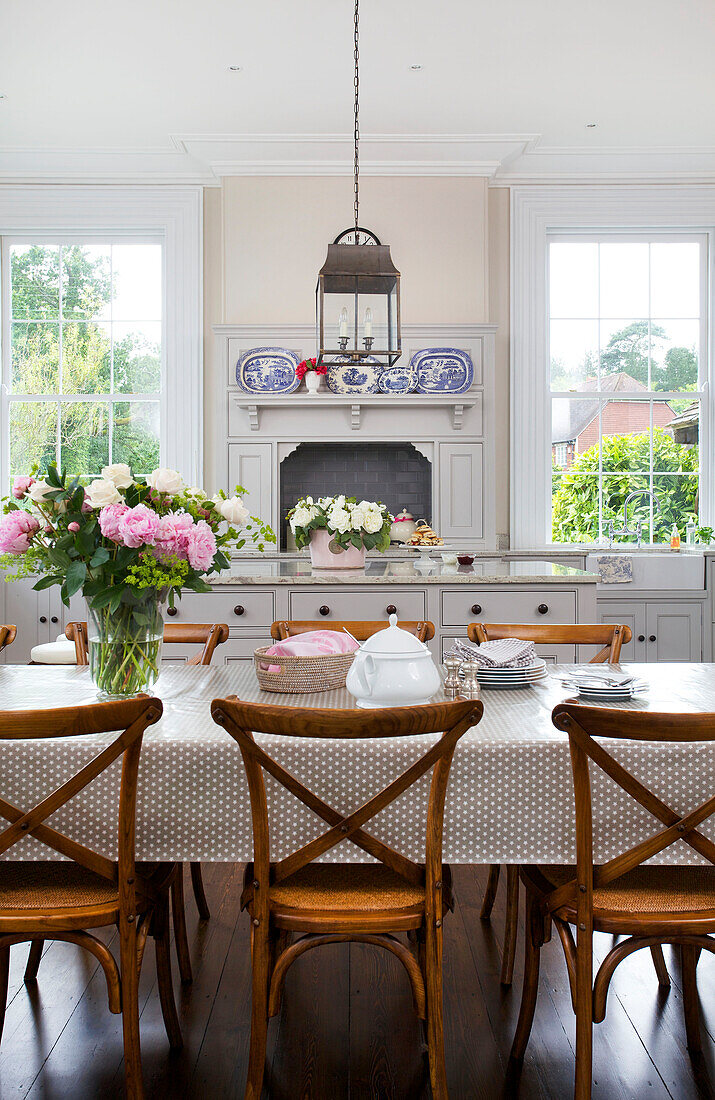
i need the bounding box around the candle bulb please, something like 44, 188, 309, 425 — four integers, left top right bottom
363, 307, 372, 338
339, 307, 348, 338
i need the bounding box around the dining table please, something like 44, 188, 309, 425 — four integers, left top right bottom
0, 662, 713, 866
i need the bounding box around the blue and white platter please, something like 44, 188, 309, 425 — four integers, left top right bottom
236, 347, 300, 393
326, 355, 381, 395
411, 347, 474, 395
378, 365, 417, 394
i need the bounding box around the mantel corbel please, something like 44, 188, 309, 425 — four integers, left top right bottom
351, 404, 361, 430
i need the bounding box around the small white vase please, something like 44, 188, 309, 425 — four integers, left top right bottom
304, 371, 321, 394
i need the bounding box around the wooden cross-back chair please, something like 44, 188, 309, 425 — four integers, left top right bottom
211, 694, 482, 1100
271, 619, 435, 643
0, 696, 182, 1100
510, 702, 715, 1100
0, 626, 16, 654
60, 620, 229, 981
467, 620, 632, 986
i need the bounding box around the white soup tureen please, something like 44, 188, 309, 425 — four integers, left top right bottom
345, 614, 441, 709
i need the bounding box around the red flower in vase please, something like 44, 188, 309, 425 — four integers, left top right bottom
296, 357, 326, 380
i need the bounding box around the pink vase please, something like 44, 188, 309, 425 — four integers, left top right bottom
309, 527, 366, 569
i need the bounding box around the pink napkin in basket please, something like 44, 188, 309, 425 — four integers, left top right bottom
262, 630, 359, 672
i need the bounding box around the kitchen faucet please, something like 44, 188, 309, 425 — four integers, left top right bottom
607, 490, 662, 548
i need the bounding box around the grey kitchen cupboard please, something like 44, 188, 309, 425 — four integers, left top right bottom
598, 598, 703, 662
227, 443, 273, 523
438, 443, 483, 542
0, 578, 66, 663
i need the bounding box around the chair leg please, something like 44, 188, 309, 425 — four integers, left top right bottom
119, 919, 145, 1100
509, 892, 541, 1064
650, 943, 670, 988
480, 863, 501, 920
681, 944, 702, 1054
190, 862, 211, 921
574, 926, 594, 1100
501, 865, 519, 986
424, 919, 448, 1100
171, 866, 193, 984
245, 922, 271, 1100
24, 939, 43, 983
0, 946, 9, 1044
154, 896, 183, 1051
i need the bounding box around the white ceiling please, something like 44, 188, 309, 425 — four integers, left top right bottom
2, 0, 715, 182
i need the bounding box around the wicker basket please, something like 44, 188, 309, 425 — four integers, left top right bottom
253, 645, 356, 694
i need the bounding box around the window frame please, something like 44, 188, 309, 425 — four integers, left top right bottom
511, 186, 715, 548
0, 186, 202, 492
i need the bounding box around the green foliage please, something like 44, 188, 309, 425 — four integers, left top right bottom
552, 427, 699, 543
552, 320, 698, 393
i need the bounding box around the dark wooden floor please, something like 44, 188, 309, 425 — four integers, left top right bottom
1, 863, 714, 1099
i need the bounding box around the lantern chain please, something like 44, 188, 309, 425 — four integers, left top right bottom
353, 0, 360, 237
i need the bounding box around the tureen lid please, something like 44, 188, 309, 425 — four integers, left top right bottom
393, 508, 414, 521
359, 614, 428, 654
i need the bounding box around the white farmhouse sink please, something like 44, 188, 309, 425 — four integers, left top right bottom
585, 552, 705, 591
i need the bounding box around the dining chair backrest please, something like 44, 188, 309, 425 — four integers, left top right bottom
549, 702, 715, 920
467, 622, 631, 663
0, 695, 162, 907
0, 625, 16, 653
211, 696, 481, 904
271, 619, 435, 643
66, 621, 229, 666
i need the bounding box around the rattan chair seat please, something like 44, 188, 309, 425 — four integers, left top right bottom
267, 864, 426, 912
524, 863, 715, 916
0, 860, 169, 914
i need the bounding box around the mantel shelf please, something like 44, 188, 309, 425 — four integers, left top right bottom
230, 392, 479, 431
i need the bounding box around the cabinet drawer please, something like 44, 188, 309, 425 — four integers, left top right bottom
169, 591, 275, 635
289, 588, 426, 625
442, 588, 577, 629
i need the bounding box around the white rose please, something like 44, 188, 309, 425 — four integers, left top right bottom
147, 467, 184, 495
362, 508, 383, 534
85, 478, 122, 508
350, 504, 367, 531
290, 504, 318, 531
27, 479, 54, 503
327, 505, 352, 534
100, 463, 133, 489
188, 486, 207, 499
217, 495, 250, 526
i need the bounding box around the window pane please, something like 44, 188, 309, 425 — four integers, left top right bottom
550, 320, 598, 391
111, 244, 162, 320
599, 243, 649, 317
599, 319, 650, 387
11, 322, 59, 393
61, 244, 112, 320
653, 474, 699, 539
61, 322, 111, 394
549, 242, 598, 318
552, 474, 600, 543
9, 402, 57, 476
112, 323, 161, 393
60, 402, 109, 476
601, 401, 653, 472
651, 242, 700, 318
10, 245, 60, 319
112, 401, 160, 474
601, 474, 651, 538
650, 320, 699, 392
552, 398, 599, 469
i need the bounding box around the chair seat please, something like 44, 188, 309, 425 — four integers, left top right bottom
269, 863, 426, 911
523, 864, 715, 925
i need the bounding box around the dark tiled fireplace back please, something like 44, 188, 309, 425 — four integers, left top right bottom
279, 443, 432, 549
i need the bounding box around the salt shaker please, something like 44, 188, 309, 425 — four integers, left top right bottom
459, 660, 481, 698
443, 656, 462, 695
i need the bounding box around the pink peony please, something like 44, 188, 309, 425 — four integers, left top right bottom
185, 519, 217, 571
154, 511, 194, 559
118, 504, 160, 549
68, 521, 80, 533
99, 502, 130, 543
0, 510, 40, 553
12, 475, 35, 499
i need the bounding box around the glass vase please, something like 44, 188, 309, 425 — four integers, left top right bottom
88, 592, 165, 698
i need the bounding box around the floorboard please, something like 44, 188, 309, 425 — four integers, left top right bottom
1, 863, 713, 1099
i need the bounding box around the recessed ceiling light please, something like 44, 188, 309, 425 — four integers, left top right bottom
409, 64, 423, 71
586, 122, 597, 128
227, 65, 242, 72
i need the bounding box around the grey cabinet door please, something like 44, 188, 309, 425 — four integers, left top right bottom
2, 579, 57, 663
598, 600, 645, 662
228, 444, 272, 520
645, 601, 702, 662
438, 443, 483, 541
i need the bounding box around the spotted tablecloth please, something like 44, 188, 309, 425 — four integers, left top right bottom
1, 663, 713, 865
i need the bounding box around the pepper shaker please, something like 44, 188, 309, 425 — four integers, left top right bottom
459, 660, 481, 698
443, 656, 462, 695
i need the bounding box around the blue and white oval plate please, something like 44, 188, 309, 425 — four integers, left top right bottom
236, 347, 301, 393
411, 348, 474, 394
326, 355, 381, 395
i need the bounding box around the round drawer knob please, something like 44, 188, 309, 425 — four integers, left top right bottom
649, 634, 656, 642
39, 616, 47, 624
50, 616, 58, 625
471, 604, 482, 616
386, 604, 398, 616
233, 604, 245, 617
167, 607, 178, 618
638, 634, 645, 642
319, 605, 330, 617
537, 603, 549, 615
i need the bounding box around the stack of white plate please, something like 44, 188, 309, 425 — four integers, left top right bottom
560, 673, 645, 700
474, 658, 547, 689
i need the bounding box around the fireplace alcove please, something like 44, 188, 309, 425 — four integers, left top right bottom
279, 442, 432, 550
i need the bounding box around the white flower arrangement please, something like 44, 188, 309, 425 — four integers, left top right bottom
286, 495, 393, 553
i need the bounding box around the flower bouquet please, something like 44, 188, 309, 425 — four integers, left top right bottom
0, 464, 275, 696
286, 495, 392, 569
296, 357, 327, 393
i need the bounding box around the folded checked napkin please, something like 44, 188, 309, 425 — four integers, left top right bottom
446, 637, 538, 669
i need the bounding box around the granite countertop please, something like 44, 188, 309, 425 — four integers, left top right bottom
210, 557, 598, 585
